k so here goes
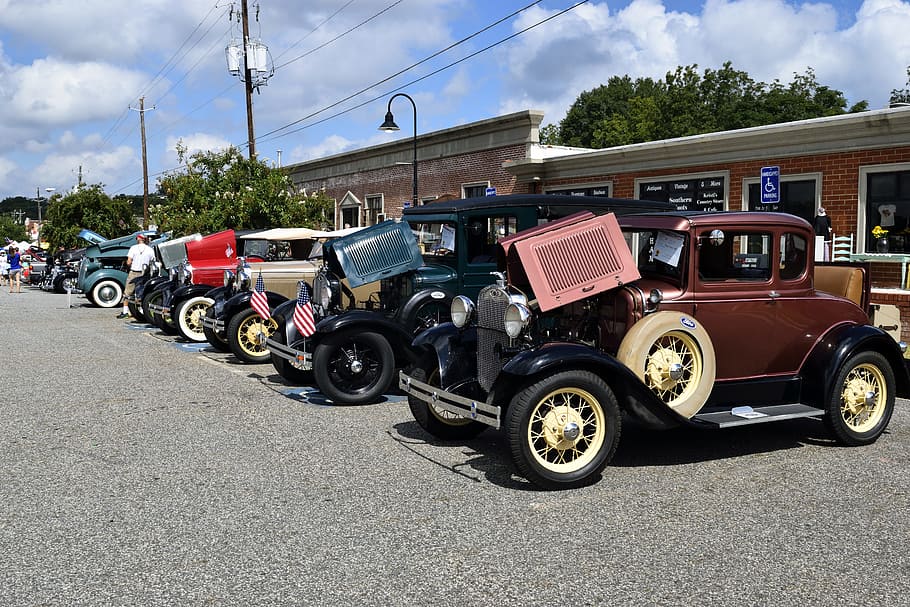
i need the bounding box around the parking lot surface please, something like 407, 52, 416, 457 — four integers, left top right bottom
1, 287, 909, 606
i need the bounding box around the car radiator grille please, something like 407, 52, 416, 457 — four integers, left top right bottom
477, 286, 513, 392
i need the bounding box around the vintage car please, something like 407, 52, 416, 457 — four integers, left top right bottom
201, 227, 361, 362
266, 194, 673, 405
140, 230, 252, 340
128, 232, 204, 324
75, 229, 159, 308
399, 211, 910, 490
39, 229, 106, 293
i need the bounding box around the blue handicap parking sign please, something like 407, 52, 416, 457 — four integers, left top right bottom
760, 166, 780, 204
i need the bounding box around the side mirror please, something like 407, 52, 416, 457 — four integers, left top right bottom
708, 229, 725, 246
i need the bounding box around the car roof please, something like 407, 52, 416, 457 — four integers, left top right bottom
402, 194, 673, 216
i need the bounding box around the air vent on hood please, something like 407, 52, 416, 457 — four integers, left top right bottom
330, 220, 423, 288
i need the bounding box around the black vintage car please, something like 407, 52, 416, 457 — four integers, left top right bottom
266, 194, 673, 405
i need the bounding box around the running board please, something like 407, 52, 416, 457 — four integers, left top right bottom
694, 404, 824, 428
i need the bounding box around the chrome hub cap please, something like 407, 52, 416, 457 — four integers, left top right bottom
541, 405, 585, 450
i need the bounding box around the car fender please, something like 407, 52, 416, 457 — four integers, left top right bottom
270, 298, 298, 342
80, 268, 127, 292
169, 283, 214, 309
317, 310, 417, 361
802, 322, 910, 403
223, 290, 288, 322
396, 289, 455, 329
410, 322, 479, 389
491, 342, 688, 430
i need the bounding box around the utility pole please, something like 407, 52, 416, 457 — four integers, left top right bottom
130, 97, 155, 229
241, 0, 256, 159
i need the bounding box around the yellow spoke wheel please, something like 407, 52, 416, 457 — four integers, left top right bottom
826, 351, 895, 446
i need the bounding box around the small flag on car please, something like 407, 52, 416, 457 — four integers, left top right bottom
251, 271, 270, 320
293, 282, 316, 337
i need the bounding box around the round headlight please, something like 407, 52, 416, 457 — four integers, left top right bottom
183, 262, 194, 283
238, 263, 252, 290
223, 269, 234, 287
313, 273, 334, 309
504, 302, 531, 338
451, 296, 474, 328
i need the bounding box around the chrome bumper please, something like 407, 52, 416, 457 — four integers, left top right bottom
264, 335, 312, 371
201, 315, 224, 332
398, 370, 501, 429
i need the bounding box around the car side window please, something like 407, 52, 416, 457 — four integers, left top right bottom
699, 231, 772, 281
467, 216, 517, 264
780, 232, 808, 280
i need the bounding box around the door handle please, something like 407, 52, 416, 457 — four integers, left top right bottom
768, 291, 780, 299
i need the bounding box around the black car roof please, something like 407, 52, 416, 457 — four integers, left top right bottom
402, 194, 673, 216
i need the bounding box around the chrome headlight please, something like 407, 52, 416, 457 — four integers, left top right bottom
236, 262, 252, 291
181, 262, 194, 284
504, 302, 532, 338
313, 272, 336, 310
223, 269, 234, 287
451, 296, 474, 328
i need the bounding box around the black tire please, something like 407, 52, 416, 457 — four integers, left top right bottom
507, 370, 620, 490
407, 362, 486, 440
91, 279, 123, 309
270, 333, 314, 385
227, 307, 278, 364
203, 306, 230, 352
128, 301, 146, 322
825, 351, 895, 446
142, 289, 164, 327
313, 331, 395, 405
175, 296, 213, 342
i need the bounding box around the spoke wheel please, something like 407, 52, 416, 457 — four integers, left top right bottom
825, 351, 895, 446
176, 296, 213, 342
269, 327, 314, 384
617, 311, 715, 418
142, 289, 164, 326
508, 370, 620, 490
407, 363, 486, 439
409, 300, 451, 333
313, 331, 394, 405
228, 307, 278, 363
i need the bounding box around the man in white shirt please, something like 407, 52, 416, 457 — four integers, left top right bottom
117, 233, 155, 319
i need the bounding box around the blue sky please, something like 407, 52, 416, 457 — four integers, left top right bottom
0, 0, 907, 204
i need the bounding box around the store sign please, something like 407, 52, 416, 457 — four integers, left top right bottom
638, 176, 726, 212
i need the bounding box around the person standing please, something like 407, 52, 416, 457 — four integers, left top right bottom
8, 246, 22, 293
117, 234, 155, 319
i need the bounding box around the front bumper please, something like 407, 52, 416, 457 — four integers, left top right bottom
398, 370, 501, 429
264, 335, 313, 371
201, 315, 225, 332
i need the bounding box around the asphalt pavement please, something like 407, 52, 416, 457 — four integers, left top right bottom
1, 285, 908, 606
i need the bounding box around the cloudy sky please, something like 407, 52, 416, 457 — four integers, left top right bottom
0, 0, 908, 203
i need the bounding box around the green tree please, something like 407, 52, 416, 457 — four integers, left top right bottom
41, 184, 136, 250
556, 63, 867, 148
890, 67, 910, 106
153, 144, 333, 236
0, 215, 28, 243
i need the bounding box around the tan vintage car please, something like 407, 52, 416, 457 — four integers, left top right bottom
201, 226, 368, 363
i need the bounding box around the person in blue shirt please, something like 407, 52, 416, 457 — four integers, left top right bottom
8, 246, 22, 293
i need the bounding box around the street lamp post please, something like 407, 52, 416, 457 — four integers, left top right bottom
379, 93, 418, 208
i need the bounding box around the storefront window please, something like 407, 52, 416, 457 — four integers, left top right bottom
637, 175, 726, 212
865, 170, 910, 253
746, 179, 817, 222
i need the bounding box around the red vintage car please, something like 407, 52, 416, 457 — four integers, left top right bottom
401, 211, 909, 489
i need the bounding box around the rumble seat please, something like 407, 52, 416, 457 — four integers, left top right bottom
814, 265, 864, 307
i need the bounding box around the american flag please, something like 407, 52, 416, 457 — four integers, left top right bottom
250, 271, 270, 320
293, 281, 316, 337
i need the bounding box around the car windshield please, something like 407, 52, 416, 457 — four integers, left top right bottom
409, 221, 456, 259
622, 228, 687, 284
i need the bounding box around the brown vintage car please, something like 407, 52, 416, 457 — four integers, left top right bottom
400, 211, 910, 489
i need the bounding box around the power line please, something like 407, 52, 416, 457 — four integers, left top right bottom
272, 0, 358, 63
256, 0, 548, 144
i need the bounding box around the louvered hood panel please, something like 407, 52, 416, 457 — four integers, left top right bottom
512, 213, 639, 312
330, 220, 423, 288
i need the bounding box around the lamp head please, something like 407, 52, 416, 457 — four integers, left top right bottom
378, 111, 400, 132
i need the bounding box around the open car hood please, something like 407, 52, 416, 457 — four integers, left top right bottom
324, 220, 423, 288
506, 212, 640, 312
157, 233, 203, 269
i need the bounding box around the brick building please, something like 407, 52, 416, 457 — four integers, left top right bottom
285, 105, 910, 338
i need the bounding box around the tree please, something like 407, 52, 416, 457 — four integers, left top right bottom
153, 144, 334, 236
41, 184, 135, 250
555, 63, 868, 148
890, 67, 910, 106
0, 215, 27, 243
